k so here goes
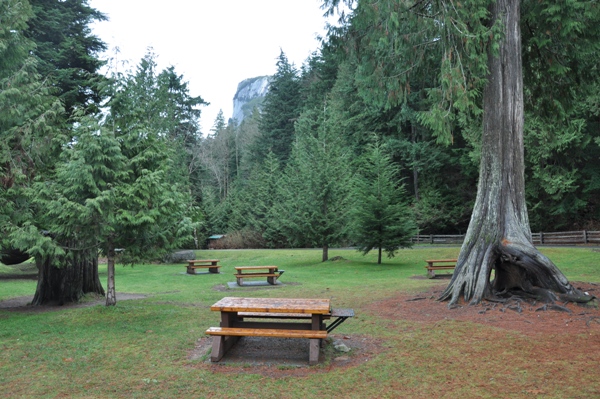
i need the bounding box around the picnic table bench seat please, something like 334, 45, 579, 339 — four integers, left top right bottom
424, 258, 457, 278
206, 326, 327, 364
205, 327, 327, 339
186, 259, 220, 274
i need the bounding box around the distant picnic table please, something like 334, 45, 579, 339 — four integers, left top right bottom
186, 259, 221, 274
233, 266, 284, 285
425, 259, 457, 278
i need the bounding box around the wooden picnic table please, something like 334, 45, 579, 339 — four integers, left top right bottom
186, 259, 220, 274
233, 266, 284, 285
206, 297, 331, 365
424, 258, 457, 278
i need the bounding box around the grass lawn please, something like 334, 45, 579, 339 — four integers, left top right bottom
1, 246, 599, 398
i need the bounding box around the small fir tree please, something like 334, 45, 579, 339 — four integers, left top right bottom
277, 108, 354, 261
351, 141, 416, 264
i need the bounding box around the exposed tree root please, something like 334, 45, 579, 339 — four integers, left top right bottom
475, 287, 598, 315
586, 317, 600, 327
439, 234, 597, 312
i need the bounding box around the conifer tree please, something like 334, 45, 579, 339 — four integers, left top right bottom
1, 0, 63, 265
351, 141, 416, 264
278, 108, 354, 261
25, 0, 108, 115
252, 50, 302, 165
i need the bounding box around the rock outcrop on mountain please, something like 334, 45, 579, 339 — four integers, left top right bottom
231, 75, 271, 124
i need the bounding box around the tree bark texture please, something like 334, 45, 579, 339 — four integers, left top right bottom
105, 239, 116, 306
439, 0, 583, 305
31, 248, 104, 306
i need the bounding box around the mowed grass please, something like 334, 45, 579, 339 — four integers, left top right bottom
1, 246, 599, 399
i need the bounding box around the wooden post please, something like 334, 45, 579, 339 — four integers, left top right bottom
583, 230, 588, 244
540, 232, 544, 244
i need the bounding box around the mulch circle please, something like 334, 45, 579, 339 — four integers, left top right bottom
370, 281, 600, 336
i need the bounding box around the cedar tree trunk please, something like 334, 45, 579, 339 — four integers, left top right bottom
31, 247, 104, 306
439, 0, 590, 306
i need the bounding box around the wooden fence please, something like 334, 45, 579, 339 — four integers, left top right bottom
412, 230, 600, 245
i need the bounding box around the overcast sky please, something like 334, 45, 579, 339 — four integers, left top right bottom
88, 0, 331, 134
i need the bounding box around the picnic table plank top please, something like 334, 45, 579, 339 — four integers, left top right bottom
234, 266, 278, 270
211, 297, 331, 314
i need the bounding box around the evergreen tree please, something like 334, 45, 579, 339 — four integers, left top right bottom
325, 0, 600, 305
519, 0, 600, 230
351, 141, 416, 264
25, 0, 108, 115
92, 53, 199, 305
28, 116, 123, 305
278, 108, 354, 261
252, 50, 302, 165
155, 65, 207, 204
198, 111, 236, 201
1, 0, 63, 265
156, 65, 207, 146
29, 111, 194, 306
247, 151, 287, 247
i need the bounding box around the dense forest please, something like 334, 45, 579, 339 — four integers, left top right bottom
1, 1, 599, 304
202, 0, 600, 238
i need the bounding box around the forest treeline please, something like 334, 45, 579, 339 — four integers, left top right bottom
2, 1, 599, 303
203, 1, 600, 239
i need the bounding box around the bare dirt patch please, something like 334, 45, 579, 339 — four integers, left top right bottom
370, 281, 600, 336
188, 333, 384, 378
0, 292, 147, 312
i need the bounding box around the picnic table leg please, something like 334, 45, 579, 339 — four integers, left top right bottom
208, 266, 219, 273
309, 339, 319, 365
211, 336, 225, 362
211, 311, 240, 362
309, 314, 323, 364
187, 266, 195, 275
266, 267, 277, 284
426, 262, 436, 278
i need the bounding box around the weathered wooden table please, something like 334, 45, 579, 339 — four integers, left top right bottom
233, 266, 284, 285
206, 297, 331, 365
424, 258, 457, 278
186, 259, 220, 274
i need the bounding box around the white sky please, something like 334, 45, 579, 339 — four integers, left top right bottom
88, 0, 331, 134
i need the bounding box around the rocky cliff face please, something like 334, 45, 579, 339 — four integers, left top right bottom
231, 76, 271, 124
